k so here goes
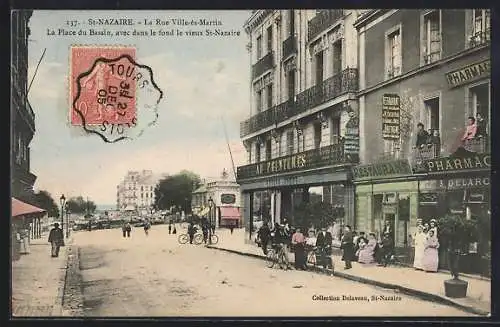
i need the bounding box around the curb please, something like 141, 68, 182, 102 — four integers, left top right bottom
206, 245, 489, 317
51, 237, 74, 316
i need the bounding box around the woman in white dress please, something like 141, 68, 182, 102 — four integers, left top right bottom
422, 229, 440, 272
413, 224, 425, 270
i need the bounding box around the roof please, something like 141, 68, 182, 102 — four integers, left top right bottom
193, 185, 207, 194
12, 197, 46, 217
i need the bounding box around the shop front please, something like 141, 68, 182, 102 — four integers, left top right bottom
238, 145, 356, 241
415, 152, 491, 275
11, 197, 46, 261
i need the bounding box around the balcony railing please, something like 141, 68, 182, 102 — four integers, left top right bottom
237, 143, 357, 180
240, 68, 358, 137
282, 35, 297, 59
252, 51, 274, 80
469, 31, 491, 48
308, 10, 344, 41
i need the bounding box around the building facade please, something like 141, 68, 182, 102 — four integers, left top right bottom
238, 10, 366, 239
354, 9, 490, 272
116, 170, 161, 213
192, 170, 242, 228
11, 10, 36, 202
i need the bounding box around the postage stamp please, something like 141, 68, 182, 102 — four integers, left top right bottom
70, 46, 163, 142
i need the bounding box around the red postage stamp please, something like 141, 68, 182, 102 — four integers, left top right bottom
70, 46, 137, 126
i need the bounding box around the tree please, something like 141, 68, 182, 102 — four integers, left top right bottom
65, 196, 97, 215
33, 190, 59, 218
154, 170, 201, 212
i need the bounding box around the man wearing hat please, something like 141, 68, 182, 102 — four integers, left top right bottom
48, 223, 64, 257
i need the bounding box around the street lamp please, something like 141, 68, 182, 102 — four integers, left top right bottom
65, 203, 71, 238
208, 197, 214, 245
59, 194, 66, 237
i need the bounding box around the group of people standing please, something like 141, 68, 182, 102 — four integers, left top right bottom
413, 219, 440, 272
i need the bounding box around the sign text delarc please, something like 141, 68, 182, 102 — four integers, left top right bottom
445, 60, 490, 88
353, 159, 412, 180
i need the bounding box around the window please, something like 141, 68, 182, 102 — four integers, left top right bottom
141, 193, 144, 198
267, 26, 273, 53
423, 10, 441, 64
289, 10, 295, 36
386, 28, 401, 78
383, 139, 397, 158
315, 51, 324, 85
471, 9, 490, 45
141, 186, 143, 191
469, 83, 490, 134
424, 97, 440, 131
150, 193, 153, 198
286, 131, 294, 155
256, 89, 262, 113
332, 40, 342, 75
266, 84, 273, 109
265, 139, 272, 161
314, 123, 322, 149
256, 35, 262, 59
146, 193, 148, 198
331, 117, 341, 144
287, 70, 295, 101
255, 143, 261, 162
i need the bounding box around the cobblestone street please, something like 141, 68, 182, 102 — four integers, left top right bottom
65, 225, 471, 317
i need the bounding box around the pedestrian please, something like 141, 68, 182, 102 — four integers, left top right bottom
413, 224, 425, 270
422, 229, 440, 272
315, 227, 333, 269
168, 224, 172, 234
126, 222, 131, 237
380, 232, 394, 267
48, 223, 64, 258
122, 222, 127, 238
358, 233, 376, 264
257, 222, 271, 255
144, 219, 151, 236
291, 227, 307, 270
172, 226, 177, 234
341, 225, 354, 270
188, 222, 196, 244
230, 225, 234, 234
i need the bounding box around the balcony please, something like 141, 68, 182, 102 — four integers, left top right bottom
240, 68, 358, 137
282, 35, 297, 60
469, 31, 490, 48
252, 51, 274, 80
237, 143, 357, 180
308, 10, 344, 41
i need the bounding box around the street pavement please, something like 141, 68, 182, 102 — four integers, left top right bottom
213, 228, 491, 316
66, 224, 472, 317
11, 235, 69, 317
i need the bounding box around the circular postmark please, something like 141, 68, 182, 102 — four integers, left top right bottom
72, 50, 163, 143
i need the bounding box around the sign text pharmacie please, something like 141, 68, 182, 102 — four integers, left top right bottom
425, 153, 490, 173
445, 59, 490, 88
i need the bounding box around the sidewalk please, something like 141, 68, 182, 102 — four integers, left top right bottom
208, 228, 491, 316
11, 234, 72, 317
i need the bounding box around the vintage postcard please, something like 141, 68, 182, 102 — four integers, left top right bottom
11, 9, 491, 318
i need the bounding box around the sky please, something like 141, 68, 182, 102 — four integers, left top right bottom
27, 10, 251, 205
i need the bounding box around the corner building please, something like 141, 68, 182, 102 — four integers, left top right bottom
238, 10, 367, 240
354, 10, 490, 273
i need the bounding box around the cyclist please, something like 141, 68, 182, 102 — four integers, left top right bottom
271, 222, 291, 269
188, 222, 197, 244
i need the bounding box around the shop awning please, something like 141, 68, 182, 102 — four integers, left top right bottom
220, 207, 240, 220
12, 197, 46, 218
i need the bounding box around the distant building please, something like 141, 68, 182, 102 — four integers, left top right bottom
192, 169, 241, 227
116, 170, 164, 213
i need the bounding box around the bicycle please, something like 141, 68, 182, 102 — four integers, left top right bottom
194, 233, 219, 245
266, 243, 291, 270
306, 245, 318, 268
178, 232, 204, 245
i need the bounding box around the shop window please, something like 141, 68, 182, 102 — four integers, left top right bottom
267, 25, 273, 53
332, 40, 342, 75
287, 70, 296, 101
424, 97, 440, 131
385, 26, 401, 79
314, 123, 322, 149
315, 51, 324, 85
266, 84, 273, 109
256, 35, 262, 59
422, 10, 441, 64
286, 130, 294, 155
